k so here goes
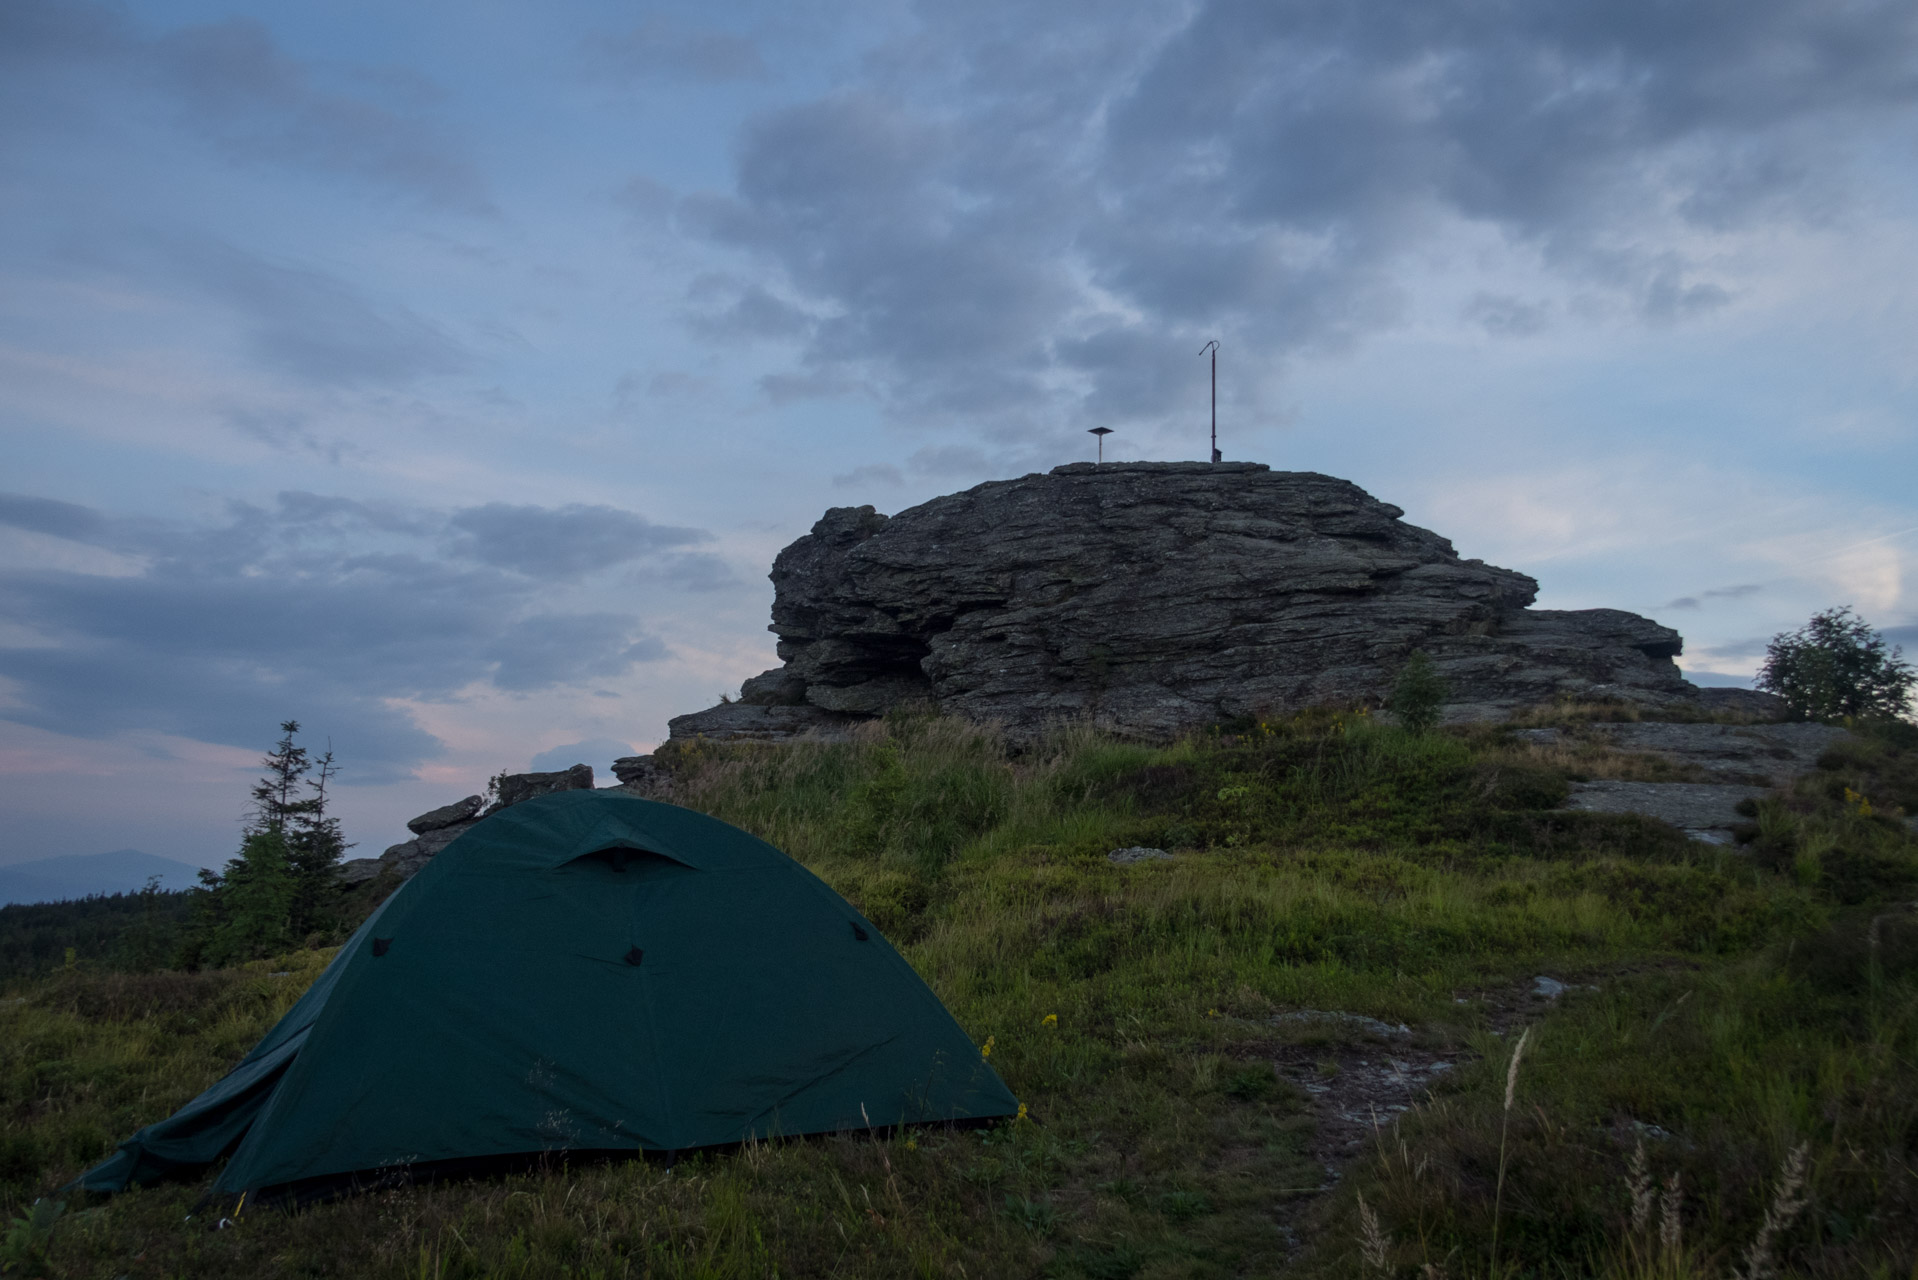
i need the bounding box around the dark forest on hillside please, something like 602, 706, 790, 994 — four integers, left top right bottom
0, 886, 192, 986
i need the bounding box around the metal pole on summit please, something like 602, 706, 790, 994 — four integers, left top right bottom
1200, 340, 1220, 462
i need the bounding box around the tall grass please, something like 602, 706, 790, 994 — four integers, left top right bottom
4, 710, 1915, 1278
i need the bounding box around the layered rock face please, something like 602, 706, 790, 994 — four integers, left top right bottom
670, 461, 1743, 743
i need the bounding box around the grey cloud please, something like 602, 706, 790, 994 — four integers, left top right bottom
529, 738, 637, 775
1665, 583, 1765, 609
52, 230, 469, 389
760, 370, 860, 405
1882, 624, 1918, 650
908, 445, 994, 481
1679, 670, 1757, 689
170, 239, 469, 387
0, 493, 107, 543
1693, 636, 1773, 662
833, 464, 904, 489
0, 494, 700, 775
690, 0, 1918, 429
592, 19, 768, 83
1465, 294, 1551, 338
489, 615, 668, 692
153, 19, 490, 212
626, 552, 740, 593
446, 503, 709, 579
614, 175, 678, 224
687, 281, 817, 341
2, 3, 487, 209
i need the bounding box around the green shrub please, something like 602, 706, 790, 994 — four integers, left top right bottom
1390, 649, 1450, 734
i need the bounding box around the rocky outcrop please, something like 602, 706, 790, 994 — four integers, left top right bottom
670, 461, 1737, 744
491, 764, 595, 810
337, 766, 600, 886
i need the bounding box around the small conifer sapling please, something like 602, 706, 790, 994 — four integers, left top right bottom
1390, 650, 1449, 735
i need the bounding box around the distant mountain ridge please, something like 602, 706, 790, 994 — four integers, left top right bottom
0, 850, 206, 907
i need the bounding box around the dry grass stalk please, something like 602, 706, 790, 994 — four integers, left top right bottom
1490, 1025, 1533, 1275
1626, 1141, 1654, 1235
1658, 1171, 1683, 1257
1356, 1191, 1389, 1271
1736, 1142, 1810, 1280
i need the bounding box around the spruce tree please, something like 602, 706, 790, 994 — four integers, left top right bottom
286, 744, 351, 941
185, 721, 348, 967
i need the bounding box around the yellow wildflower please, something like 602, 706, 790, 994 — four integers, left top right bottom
1205, 1008, 1219, 1018
1041, 1013, 1057, 1028
1016, 1102, 1029, 1122
981, 1035, 996, 1059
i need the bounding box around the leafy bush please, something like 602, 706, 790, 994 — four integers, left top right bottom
1757, 606, 1915, 722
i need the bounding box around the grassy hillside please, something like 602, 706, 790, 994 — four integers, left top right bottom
4, 710, 1915, 1278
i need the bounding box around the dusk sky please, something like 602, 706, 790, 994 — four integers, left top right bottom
3, 0, 1916, 870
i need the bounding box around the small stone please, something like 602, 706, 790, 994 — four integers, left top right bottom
1106, 846, 1173, 864
1533, 975, 1568, 999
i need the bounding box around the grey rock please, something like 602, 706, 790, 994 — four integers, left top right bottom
610, 755, 675, 798
415, 820, 478, 858
1565, 780, 1766, 840
378, 839, 432, 878
489, 764, 595, 812
1271, 1010, 1412, 1037
335, 858, 383, 887
406, 795, 484, 835
737, 667, 810, 706
1106, 846, 1173, 864
1533, 976, 1573, 999
1577, 721, 1847, 785
671, 462, 1711, 745
666, 701, 862, 744
1692, 686, 1788, 718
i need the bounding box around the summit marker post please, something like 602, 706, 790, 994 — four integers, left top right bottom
1087, 426, 1113, 462
1200, 340, 1220, 462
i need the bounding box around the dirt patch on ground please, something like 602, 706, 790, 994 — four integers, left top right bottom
1236, 965, 1676, 1228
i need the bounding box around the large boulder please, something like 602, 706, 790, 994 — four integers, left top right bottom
674, 461, 1717, 743
489, 764, 594, 812
406, 795, 484, 834
371, 766, 598, 885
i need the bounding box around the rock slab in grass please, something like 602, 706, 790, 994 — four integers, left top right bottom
1565, 780, 1766, 841
672, 461, 1753, 745
1521, 721, 1847, 785
1107, 846, 1173, 864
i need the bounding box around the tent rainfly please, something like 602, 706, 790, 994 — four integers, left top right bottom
76, 790, 1018, 1203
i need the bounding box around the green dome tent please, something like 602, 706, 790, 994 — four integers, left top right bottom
76, 790, 1017, 1203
